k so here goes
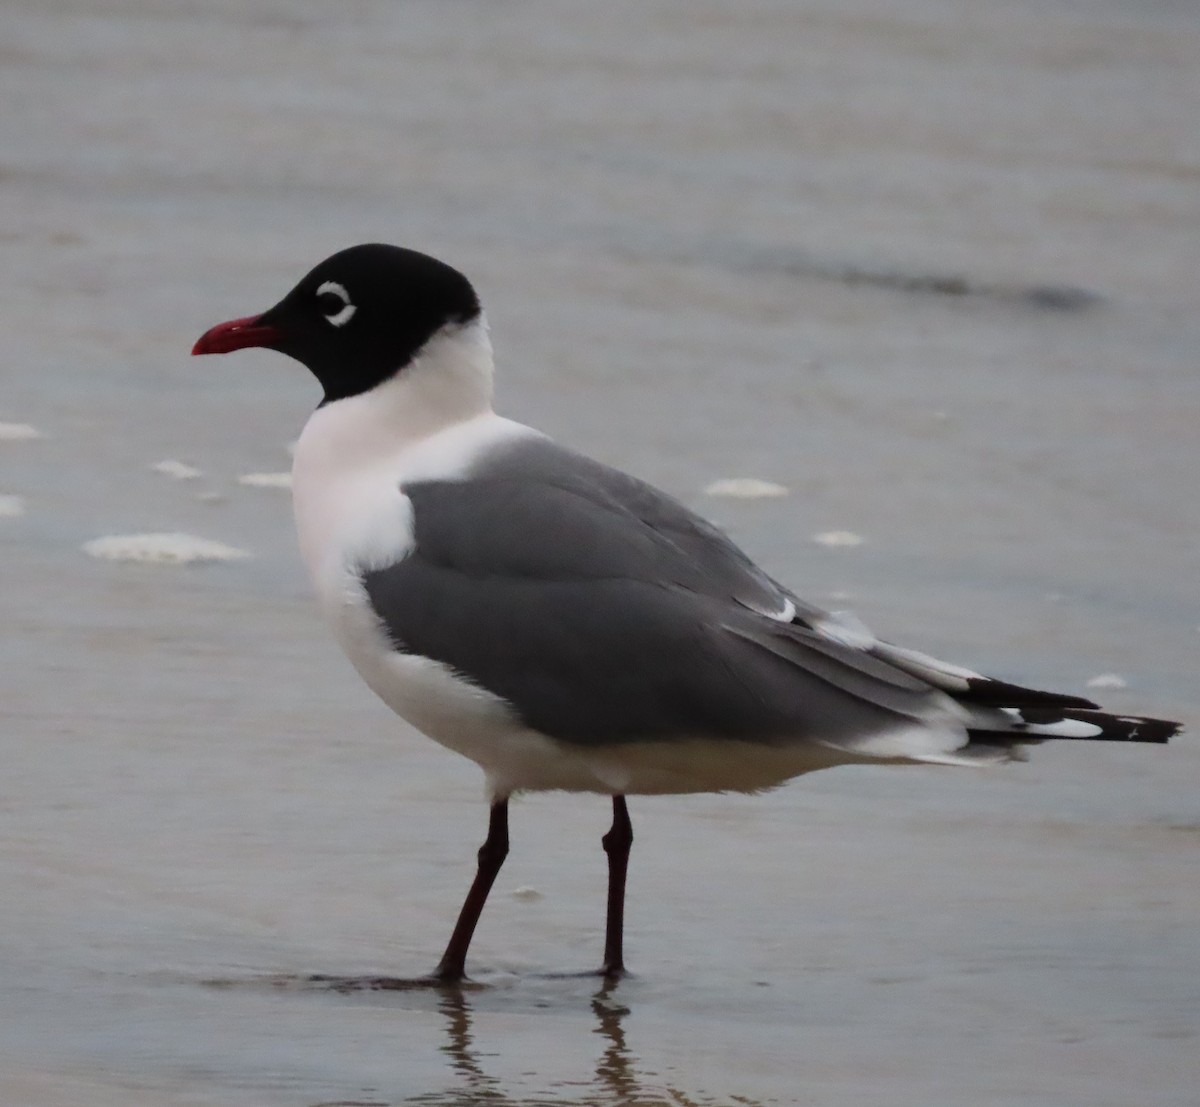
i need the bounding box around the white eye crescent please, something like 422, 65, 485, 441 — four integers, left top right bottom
316, 280, 356, 327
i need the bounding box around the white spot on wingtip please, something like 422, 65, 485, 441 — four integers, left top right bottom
82, 532, 250, 565
1048, 719, 1105, 738
703, 478, 789, 499
0, 422, 42, 441
238, 471, 292, 490
0, 493, 26, 518
151, 459, 204, 481
813, 530, 864, 548
1086, 673, 1128, 689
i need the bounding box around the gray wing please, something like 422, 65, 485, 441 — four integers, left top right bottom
450, 436, 810, 620
362, 437, 955, 747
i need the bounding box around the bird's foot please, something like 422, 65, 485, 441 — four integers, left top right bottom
529, 965, 631, 983
306, 972, 484, 992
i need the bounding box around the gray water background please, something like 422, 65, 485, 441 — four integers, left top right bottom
1, 1, 1198, 1103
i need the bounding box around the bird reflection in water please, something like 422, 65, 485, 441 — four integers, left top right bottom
377, 983, 768, 1107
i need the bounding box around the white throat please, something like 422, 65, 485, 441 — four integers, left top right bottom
289, 313, 535, 590
302, 315, 495, 465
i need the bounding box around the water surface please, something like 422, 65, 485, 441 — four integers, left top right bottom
2, 1, 1198, 1103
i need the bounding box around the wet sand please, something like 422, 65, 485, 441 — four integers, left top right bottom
2, 1, 1198, 1103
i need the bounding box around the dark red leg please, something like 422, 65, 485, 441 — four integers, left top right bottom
600, 795, 633, 978
432, 799, 509, 983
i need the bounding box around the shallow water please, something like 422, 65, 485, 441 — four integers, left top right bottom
2, 1, 1199, 1103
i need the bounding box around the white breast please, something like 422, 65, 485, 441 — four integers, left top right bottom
289, 316, 535, 602
292, 408, 537, 595
288, 342, 548, 793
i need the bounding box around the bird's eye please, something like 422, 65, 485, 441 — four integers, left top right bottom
315, 280, 356, 327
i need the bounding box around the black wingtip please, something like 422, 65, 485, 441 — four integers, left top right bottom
1126, 718, 1182, 744
1019, 707, 1181, 744
962, 677, 1100, 711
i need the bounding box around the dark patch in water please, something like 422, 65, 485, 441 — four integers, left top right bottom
720, 244, 1105, 311
612, 232, 1105, 311
1020, 284, 1104, 311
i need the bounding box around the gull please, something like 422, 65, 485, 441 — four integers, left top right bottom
194, 244, 1180, 983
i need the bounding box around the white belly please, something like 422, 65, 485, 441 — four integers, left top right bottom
338, 598, 853, 798
322, 584, 853, 797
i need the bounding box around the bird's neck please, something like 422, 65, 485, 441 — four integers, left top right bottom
299, 316, 496, 470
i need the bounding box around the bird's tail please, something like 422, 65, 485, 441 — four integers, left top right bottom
865, 637, 1182, 754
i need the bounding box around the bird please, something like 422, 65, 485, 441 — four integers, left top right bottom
193, 243, 1181, 984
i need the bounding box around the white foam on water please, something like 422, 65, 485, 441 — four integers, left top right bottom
1087, 673, 1128, 689
510, 886, 543, 902
238, 472, 292, 489
150, 459, 205, 481
0, 494, 26, 518
0, 422, 42, 441
197, 491, 227, 504
813, 530, 864, 547
82, 532, 250, 565
703, 477, 789, 499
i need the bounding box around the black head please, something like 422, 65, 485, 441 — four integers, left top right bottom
193, 244, 481, 403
